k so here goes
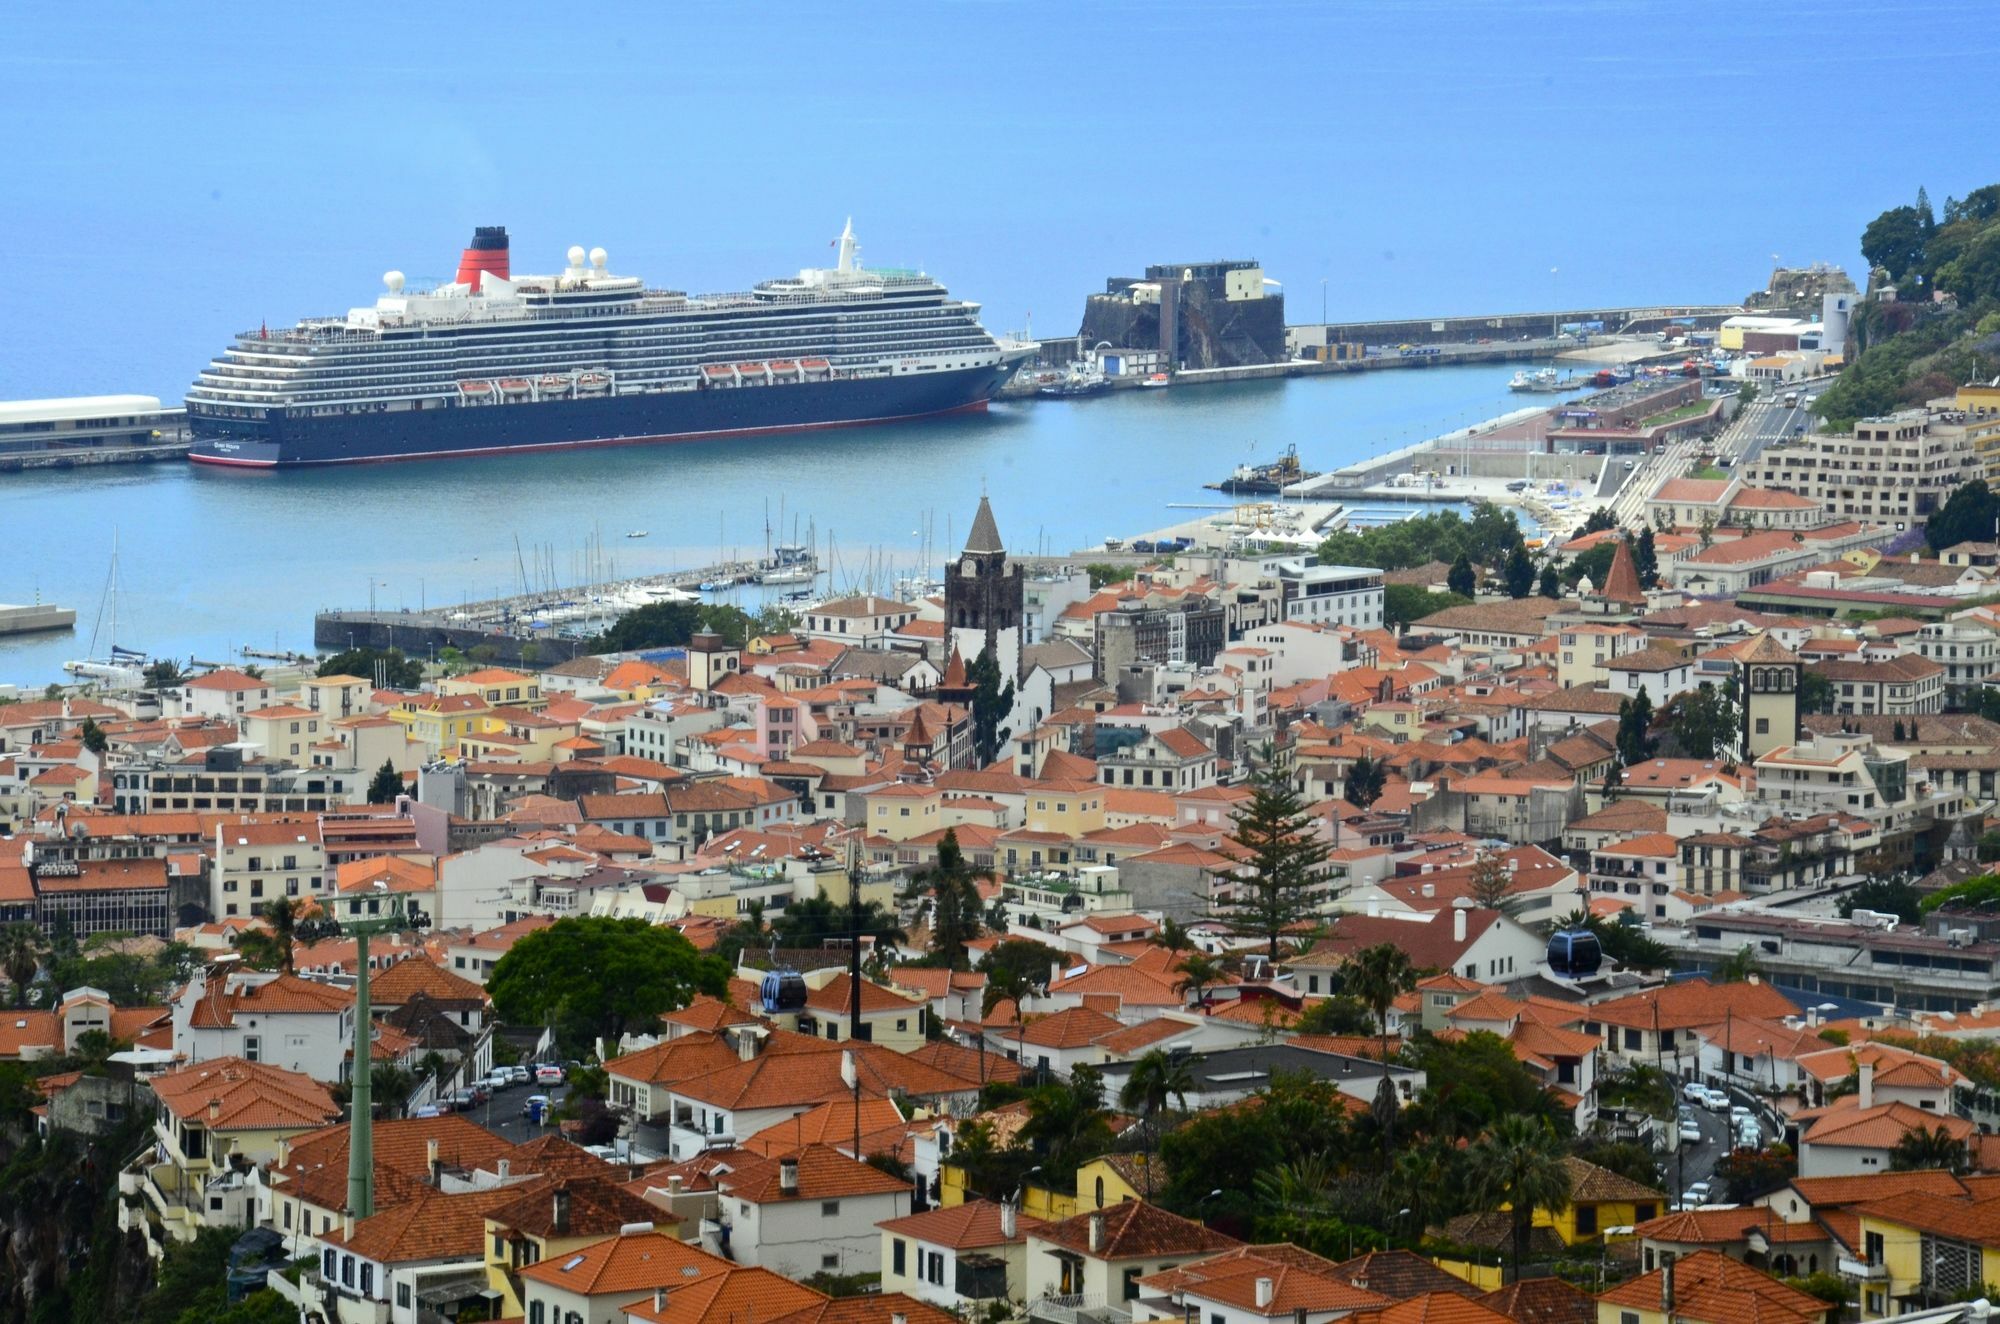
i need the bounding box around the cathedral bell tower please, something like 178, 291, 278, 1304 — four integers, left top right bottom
945, 496, 1025, 684
1737, 633, 1802, 759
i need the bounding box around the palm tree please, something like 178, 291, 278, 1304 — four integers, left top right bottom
1344, 942, 1416, 1144
718, 900, 771, 967
1466, 1115, 1573, 1283
1, 923, 43, 1008
1388, 1136, 1465, 1239
1890, 1123, 1970, 1174
1174, 951, 1229, 1010
1716, 944, 1763, 983
1020, 1064, 1113, 1183
236, 896, 308, 973
1119, 1048, 1194, 1125
1152, 917, 1195, 953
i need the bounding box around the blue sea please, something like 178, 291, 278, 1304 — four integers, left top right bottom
0, 0, 1989, 686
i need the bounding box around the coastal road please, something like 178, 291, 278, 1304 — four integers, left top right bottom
1728, 379, 1832, 465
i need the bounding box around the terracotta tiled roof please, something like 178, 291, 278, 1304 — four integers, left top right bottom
879, 1197, 1044, 1249
1802, 1099, 1974, 1150
624, 1263, 825, 1324
517, 1229, 729, 1296
1596, 1249, 1830, 1324
321, 1182, 532, 1263
767, 1293, 958, 1324
900, 1039, 1025, 1085
487, 1174, 675, 1239
716, 1142, 909, 1203
1015, 1005, 1125, 1050
369, 955, 487, 1007
1034, 1199, 1239, 1260
1585, 978, 1796, 1032
740, 1098, 907, 1156
1327, 1249, 1483, 1302
1476, 1277, 1598, 1324
1782, 1170, 1968, 1209
1354, 1293, 1518, 1324
275, 1114, 515, 1212
151, 1057, 338, 1131
1144, 1244, 1391, 1315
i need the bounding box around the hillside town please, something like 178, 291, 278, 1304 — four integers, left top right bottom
17, 444, 2000, 1324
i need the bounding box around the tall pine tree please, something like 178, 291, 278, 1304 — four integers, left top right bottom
1210, 758, 1332, 959
967, 645, 1014, 766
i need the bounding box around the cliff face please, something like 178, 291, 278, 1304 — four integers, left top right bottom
0, 1119, 155, 1324
1078, 282, 1286, 368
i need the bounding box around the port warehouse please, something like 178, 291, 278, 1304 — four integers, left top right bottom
0, 395, 185, 455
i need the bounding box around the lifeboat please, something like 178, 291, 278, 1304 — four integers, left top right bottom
459, 380, 495, 397
499, 378, 531, 394
799, 357, 832, 375
577, 372, 611, 392
735, 362, 769, 381
539, 374, 572, 394
768, 359, 800, 379
701, 364, 736, 385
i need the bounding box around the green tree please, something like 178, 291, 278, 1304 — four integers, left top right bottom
1467, 850, 1512, 909
1716, 944, 1763, 983
1383, 584, 1469, 631
1343, 754, 1385, 809
981, 936, 1060, 1013
911, 829, 986, 970
1209, 760, 1332, 959
1019, 1063, 1114, 1183
1799, 670, 1835, 716
1174, 950, 1230, 1009
77, 717, 109, 755
1615, 691, 1657, 765
1839, 877, 1923, 925
1861, 203, 1933, 281
591, 599, 701, 651
1, 923, 43, 1008
365, 758, 402, 805
1119, 1048, 1194, 1132
1665, 681, 1738, 762
1537, 563, 1560, 599
142, 658, 186, 689
1738, 380, 1759, 405
1345, 942, 1416, 1146
716, 899, 772, 967
1926, 480, 2000, 554
967, 644, 1015, 766
1447, 554, 1477, 598
317, 646, 424, 688
1152, 917, 1195, 953
1293, 995, 1376, 1036
487, 916, 729, 1054
1561, 541, 1617, 590
1890, 1123, 1971, 1174
772, 890, 904, 950
1466, 1115, 1574, 1283
1503, 544, 1535, 599
235, 896, 309, 973
1633, 529, 1659, 589
1082, 563, 1126, 590
1582, 508, 1619, 534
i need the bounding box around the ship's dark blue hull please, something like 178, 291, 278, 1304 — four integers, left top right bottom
188, 362, 1016, 467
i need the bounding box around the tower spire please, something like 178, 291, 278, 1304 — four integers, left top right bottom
963, 496, 1003, 556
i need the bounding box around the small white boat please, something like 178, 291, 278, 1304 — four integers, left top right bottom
627, 530, 649, 539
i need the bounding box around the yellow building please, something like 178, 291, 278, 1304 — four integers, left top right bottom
1023, 779, 1106, 836
390, 693, 500, 757
1853, 1194, 2000, 1320
1536, 1156, 1664, 1243
1957, 384, 2000, 483
440, 667, 545, 711
1556, 624, 1647, 689
870, 783, 943, 841
483, 1176, 680, 1318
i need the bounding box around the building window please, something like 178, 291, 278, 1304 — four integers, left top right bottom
397, 1283, 411, 1308
821, 1201, 841, 1217
892, 1239, 906, 1276
822, 1254, 841, 1271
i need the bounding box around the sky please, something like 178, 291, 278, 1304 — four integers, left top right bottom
0, 0, 1994, 400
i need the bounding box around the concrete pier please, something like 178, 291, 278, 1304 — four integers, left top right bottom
0, 604, 76, 636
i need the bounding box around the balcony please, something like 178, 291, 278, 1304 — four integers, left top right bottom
1032, 1296, 1129, 1324
1839, 1257, 1888, 1281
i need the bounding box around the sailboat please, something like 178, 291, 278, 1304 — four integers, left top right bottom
65, 533, 148, 686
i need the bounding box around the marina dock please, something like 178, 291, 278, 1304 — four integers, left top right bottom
0, 603, 76, 637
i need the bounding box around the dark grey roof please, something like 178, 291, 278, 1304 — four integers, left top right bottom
964, 497, 1004, 555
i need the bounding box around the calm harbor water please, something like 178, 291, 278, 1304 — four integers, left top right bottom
2, 362, 1537, 689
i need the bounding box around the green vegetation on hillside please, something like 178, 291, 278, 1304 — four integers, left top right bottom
1816, 183, 2000, 429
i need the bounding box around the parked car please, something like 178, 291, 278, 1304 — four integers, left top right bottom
448, 1088, 479, 1112
1701, 1088, 1731, 1112
1682, 1180, 1713, 1205
1736, 1120, 1761, 1149
482, 1070, 513, 1092
535, 1064, 566, 1086
1678, 1120, 1702, 1143
1681, 1080, 1708, 1102
505, 1065, 531, 1086
522, 1093, 552, 1121
1728, 1105, 1752, 1123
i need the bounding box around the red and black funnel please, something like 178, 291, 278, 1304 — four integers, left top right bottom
455, 225, 510, 291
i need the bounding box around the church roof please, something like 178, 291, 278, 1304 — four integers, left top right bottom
940, 647, 968, 690
964, 497, 1004, 555
1598, 539, 1646, 605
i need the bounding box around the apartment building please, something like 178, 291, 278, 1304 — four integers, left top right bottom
1740, 409, 1972, 529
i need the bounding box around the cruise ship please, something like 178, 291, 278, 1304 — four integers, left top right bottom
186, 222, 1035, 467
